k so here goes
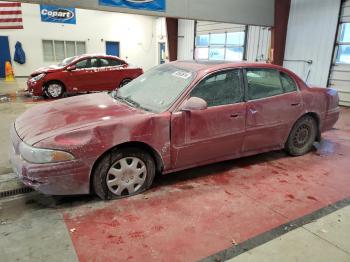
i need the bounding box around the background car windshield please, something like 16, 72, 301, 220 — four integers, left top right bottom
118, 64, 195, 112
58, 56, 77, 67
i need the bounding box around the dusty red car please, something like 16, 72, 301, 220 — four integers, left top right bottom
26, 54, 143, 98
11, 61, 340, 199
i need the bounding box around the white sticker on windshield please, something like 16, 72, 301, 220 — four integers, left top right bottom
172, 71, 192, 79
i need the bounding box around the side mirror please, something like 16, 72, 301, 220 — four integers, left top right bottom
181, 97, 207, 111
67, 65, 77, 71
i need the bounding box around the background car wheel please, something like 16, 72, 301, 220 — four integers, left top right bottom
45, 81, 65, 99
119, 78, 132, 88
285, 115, 317, 156
93, 147, 156, 200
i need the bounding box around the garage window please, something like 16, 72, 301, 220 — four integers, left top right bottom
336, 23, 350, 64
42, 40, 86, 62
190, 69, 243, 107
195, 31, 245, 61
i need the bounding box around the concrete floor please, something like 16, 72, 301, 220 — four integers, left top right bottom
1, 79, 350, 261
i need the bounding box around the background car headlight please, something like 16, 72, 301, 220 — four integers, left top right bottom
19, 142, 75, 164
31, 73, 46, 82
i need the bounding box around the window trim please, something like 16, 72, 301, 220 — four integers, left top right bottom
186, 68, 245, 108
242, 68, 299, 102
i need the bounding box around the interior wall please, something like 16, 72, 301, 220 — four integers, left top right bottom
1, 3, 164, 77
283, 0, 341, 86
178, 19, 195, 60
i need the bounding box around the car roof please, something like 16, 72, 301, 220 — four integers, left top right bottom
171, 60, 286, 73
75, 54, 123, 60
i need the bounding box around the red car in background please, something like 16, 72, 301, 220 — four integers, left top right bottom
26, 54, 143, 98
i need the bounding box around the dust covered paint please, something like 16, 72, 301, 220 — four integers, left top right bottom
10, 61, 340, 196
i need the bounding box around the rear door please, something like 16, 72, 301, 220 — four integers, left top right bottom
171, 69, 247, 169
242, 68, 302, 153
97, 57, 125, 90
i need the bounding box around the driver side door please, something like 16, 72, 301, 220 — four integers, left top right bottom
171, 69, 247, 170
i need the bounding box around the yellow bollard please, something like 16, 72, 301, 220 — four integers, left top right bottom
5, 61, 15, 82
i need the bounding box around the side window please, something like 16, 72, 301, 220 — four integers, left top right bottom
75, 59, 89, 69
280, 72, 298, 93
99, 58, 109, 67
190, 70, 243, 107
90, 58, 98, 68
246, 69, 283, 100
108, 59, 122, 66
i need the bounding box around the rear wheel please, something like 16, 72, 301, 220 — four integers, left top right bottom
93, 148, 156, 200
45, 81, 65, 99
119, 78, 132, 88
285, 115, 317, 156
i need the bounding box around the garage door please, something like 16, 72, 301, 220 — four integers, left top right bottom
329, 0, 350, 106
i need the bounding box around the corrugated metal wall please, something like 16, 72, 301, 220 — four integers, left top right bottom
178, 19, 195, 60
329, 0, 350, 106
283, 0, 340, 87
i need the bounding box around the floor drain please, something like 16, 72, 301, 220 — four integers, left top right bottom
0, 187, 34, 198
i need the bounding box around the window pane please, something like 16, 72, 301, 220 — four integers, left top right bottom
246, 69, 283, 100
99, 58, 109, 67
66, 41, 75, 57
54, 41, 65, 61
90, 58, 98, 68
225, 47, 244, 61
336, 45, 350, 64
43, 40, 54, 61
196, 35, 209, 46
75, 59, 88, 69
227, 32, 245, 46
109, 59, 122, 66
76, 42, 86, 55
191, 70, 242, 107
281, 72, 297, 93
195, 47, 209, 60
210, 33, 225, 45
339, 23, 350, 43
209, 47, 225, 60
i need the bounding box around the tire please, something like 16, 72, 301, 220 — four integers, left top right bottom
119, 78, 132, 88
92, 148, 156, 200
285, 115, 317, 156
45, 81, 65, 99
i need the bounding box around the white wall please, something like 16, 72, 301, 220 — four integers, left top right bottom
1, 3, 167, 76
178, 19, 195, 60
246, 26, 271, 62
283, 0, 341, 86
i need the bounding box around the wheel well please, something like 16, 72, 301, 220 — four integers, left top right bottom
89, 141, 164, 193
303, 112, 321, 141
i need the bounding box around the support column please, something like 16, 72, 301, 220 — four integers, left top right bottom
166, 18, 178, 61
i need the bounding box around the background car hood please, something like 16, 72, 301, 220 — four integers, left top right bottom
15, 93, 145, 145
30, 65, 63, 76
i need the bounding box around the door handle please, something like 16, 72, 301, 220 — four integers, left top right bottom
230, 113, 239, 118
291, 102, 300, 106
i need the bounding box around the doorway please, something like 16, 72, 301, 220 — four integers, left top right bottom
106, 41, 120, 57
0, 36, 11, 78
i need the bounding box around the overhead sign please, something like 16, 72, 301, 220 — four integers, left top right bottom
99, 0, 165, 12
40, 4, 76, 24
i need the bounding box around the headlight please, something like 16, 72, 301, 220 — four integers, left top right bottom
19, 142, 75, 164
31, 73, 46, 82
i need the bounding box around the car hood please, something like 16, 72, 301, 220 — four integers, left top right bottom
30, 65, 63, 76
15, 93, 145, 145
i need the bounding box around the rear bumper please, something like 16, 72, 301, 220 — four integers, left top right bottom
321, 107, 341, 132
10, 125, 91, 195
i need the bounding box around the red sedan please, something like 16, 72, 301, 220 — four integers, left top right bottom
26, 54, 143, 98
11, 61, 340, 199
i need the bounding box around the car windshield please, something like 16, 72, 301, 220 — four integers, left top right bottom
112, 64, 196, 113
58, 56, 77, 67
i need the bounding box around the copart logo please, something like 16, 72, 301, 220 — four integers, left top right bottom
41, 8, 74, 20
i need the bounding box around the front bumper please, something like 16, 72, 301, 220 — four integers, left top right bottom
26, 78, 44, 96
10, 125, 91, 195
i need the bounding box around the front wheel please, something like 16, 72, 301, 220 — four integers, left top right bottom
45, 81, 65, 99
285, 115, 317, 156
119, 78, 132, 88
93, 148, 156, 200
